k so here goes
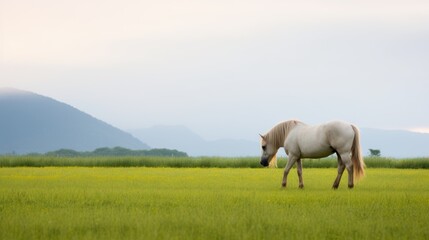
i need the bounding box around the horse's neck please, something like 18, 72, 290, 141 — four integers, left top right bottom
274, 133, 286, 149
272, 120, 302, 148
270, 122, 291, 148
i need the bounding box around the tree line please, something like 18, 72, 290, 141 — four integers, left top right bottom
35, 147, 188, 157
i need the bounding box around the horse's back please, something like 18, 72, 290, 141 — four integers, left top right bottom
286, 121, 355, 158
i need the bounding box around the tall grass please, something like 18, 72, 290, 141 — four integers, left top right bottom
1, 156, 428, 168
0, 156, 261, 168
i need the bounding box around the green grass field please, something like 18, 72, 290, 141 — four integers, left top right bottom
1, 167, 428, 239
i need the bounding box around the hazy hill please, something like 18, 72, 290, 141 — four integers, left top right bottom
2, 88, 427, 158
360, 128, 429, 158
130, 125, 259, 157
0, 88, 149, 154
131, 125, 429, 158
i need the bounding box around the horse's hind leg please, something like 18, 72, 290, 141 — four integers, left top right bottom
296, 159, 304, 189
332, 153, 345, 189
341, 153, 354, 189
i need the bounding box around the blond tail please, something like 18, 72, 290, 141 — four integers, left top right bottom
351, 125, 365, 180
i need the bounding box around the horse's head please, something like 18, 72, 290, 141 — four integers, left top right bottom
260, 134, 276, 167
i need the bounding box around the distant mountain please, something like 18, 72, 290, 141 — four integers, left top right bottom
130, 125, 260, 157
0, 88, 149, 154
360, 128, 429, 158
131, 125, 429, 158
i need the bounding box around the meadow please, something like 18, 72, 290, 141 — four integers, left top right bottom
1, 165, 428, 239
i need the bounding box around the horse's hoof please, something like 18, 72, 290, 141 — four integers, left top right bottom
348, 184, 354, 189
299, 184, 304, 189
281, 183, 286, 187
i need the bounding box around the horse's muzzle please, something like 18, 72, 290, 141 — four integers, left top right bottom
260, 157, 269, 167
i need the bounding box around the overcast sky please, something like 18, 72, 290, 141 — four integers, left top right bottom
1, 0, 428, 140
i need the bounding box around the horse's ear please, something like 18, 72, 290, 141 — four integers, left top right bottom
259, 134, 266, 140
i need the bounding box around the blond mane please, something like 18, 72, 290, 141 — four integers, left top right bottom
265, 120, 301, 148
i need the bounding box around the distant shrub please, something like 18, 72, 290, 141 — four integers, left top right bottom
368, 149, 381, 157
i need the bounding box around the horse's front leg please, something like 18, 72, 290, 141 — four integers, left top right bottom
296, 159, 304, 189
282, 155, 297, 188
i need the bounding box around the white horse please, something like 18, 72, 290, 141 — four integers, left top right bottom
260, 120, 365, 189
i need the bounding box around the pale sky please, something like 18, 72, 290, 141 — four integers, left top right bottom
1, 0, 429, 140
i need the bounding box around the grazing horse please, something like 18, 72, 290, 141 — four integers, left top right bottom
260, 120, 365, 189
